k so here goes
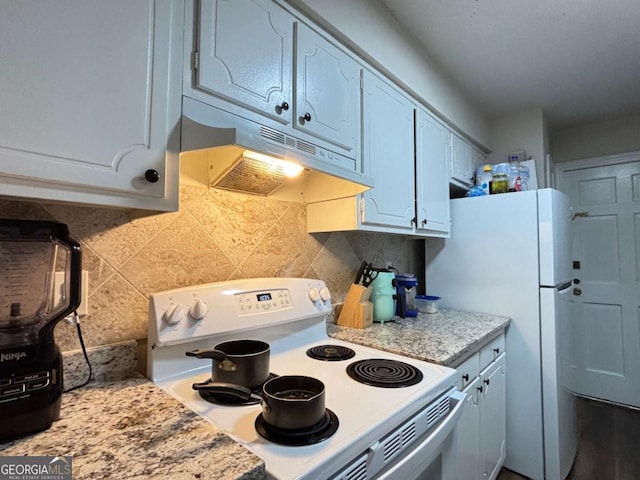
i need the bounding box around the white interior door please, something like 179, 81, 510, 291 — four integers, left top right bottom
559, 154, 640, 408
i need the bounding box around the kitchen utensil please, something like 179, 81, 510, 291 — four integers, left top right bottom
361, 265, 379, 287
186, 339, 270, 388
0, 219, 82, 442
415, 295, 441, 313
354, 260, 367, 285
193, 375, 326, 430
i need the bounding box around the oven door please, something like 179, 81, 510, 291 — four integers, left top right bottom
376, 389, 466, 480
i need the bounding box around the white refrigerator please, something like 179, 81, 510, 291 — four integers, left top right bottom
425, 189, 578, 480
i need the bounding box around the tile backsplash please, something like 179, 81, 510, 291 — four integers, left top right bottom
1, 183, 423, 351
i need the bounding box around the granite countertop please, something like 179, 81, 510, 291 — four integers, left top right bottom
0, 342, 265, 480
328, 308, 510, 367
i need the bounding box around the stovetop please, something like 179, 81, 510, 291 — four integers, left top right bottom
147, 278, 456, 480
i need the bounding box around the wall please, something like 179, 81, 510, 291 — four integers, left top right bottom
488, 108, 546, 187
1, 184, 422, 352
551, 113, 640, 163
285, 0, 490, 148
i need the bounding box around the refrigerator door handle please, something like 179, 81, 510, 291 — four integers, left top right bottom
558, 281, 572, 291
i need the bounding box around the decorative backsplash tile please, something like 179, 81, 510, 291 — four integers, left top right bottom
0, 184, 423, 352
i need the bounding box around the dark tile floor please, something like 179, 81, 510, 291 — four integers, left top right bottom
497, 397, 640, 480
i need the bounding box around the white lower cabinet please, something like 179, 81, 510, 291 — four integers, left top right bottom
455, 335, 506, 480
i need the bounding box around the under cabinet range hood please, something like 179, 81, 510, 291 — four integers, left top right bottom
180, 97, 373, 203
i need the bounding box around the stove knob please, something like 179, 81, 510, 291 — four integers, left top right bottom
308, 287, 320, 303
319, 287, 331, 302
163, 304, 185, 326
189, 299, 208, 320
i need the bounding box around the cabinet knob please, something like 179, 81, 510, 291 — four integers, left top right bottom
302, 112, 312, 122
278, 101, 289, 112
462, 373, 469, 381
421, 219, 427, 226
574, 287, 582, 296
493, 347, 500, 354
145, 169, 160, 183
477, 385, 484, 393
411, 217, 417, 226
484, 378, 490, 385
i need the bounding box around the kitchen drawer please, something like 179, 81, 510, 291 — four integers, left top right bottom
479, 334, 505, 370
456, 352, 480, 390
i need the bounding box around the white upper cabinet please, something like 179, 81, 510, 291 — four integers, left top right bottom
0, 0, 183, 211
415, 108, 451, 235
307, 70, 451, 237
451, 132, 485, 189
360, 70, 415, 230
191, 0, 361, 160
294, 23, 360, 154
196, 0, 293, 126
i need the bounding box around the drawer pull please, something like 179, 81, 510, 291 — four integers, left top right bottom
493, 347, 500, 354
484, 378, 490, 385
462, 373, 469, 381
477, 385, 484, 393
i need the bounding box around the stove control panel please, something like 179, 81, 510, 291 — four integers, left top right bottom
149, 278, 332, 346
234, 289, 292, 314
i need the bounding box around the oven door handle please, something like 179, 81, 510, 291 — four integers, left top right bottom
375, 389, 466, 480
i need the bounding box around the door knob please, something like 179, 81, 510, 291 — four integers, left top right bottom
573, 287, 582, 296
144, 169, 160, 183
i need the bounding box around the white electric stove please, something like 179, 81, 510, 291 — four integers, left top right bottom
147, 278, 464, 480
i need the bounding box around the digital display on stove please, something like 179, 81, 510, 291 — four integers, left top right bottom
256, 293, 272, 302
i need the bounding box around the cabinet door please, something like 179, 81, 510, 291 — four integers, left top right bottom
480, 353, 506, 480
472, 147, 487, 175
457, 378, 482, 480
294, 22, 360, 154
0, 0, 182, 210
196, 0, 293, 125
415, 108, 451, 235
361, 71, 415, 229
450, 133, 475, 187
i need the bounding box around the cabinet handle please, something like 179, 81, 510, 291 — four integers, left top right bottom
145, 169, 160, 183
462, 373, 469, 381
493, 347, 500, 354
279, 101, 289, 111
484, 378, 490, 385
477, 385, 484, 393
421, 219, 427, 226
302, 112, 312, 122
411, 217, 417, 226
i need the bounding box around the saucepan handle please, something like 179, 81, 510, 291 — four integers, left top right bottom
185, 349, 227, 361
191, 381, 262, 403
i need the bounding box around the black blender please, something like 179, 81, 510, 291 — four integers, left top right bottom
0, 219, 81, 441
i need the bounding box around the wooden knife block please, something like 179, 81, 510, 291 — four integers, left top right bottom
337, 285, 373, 329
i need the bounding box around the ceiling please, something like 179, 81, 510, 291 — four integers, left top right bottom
380, 0, 640, 131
